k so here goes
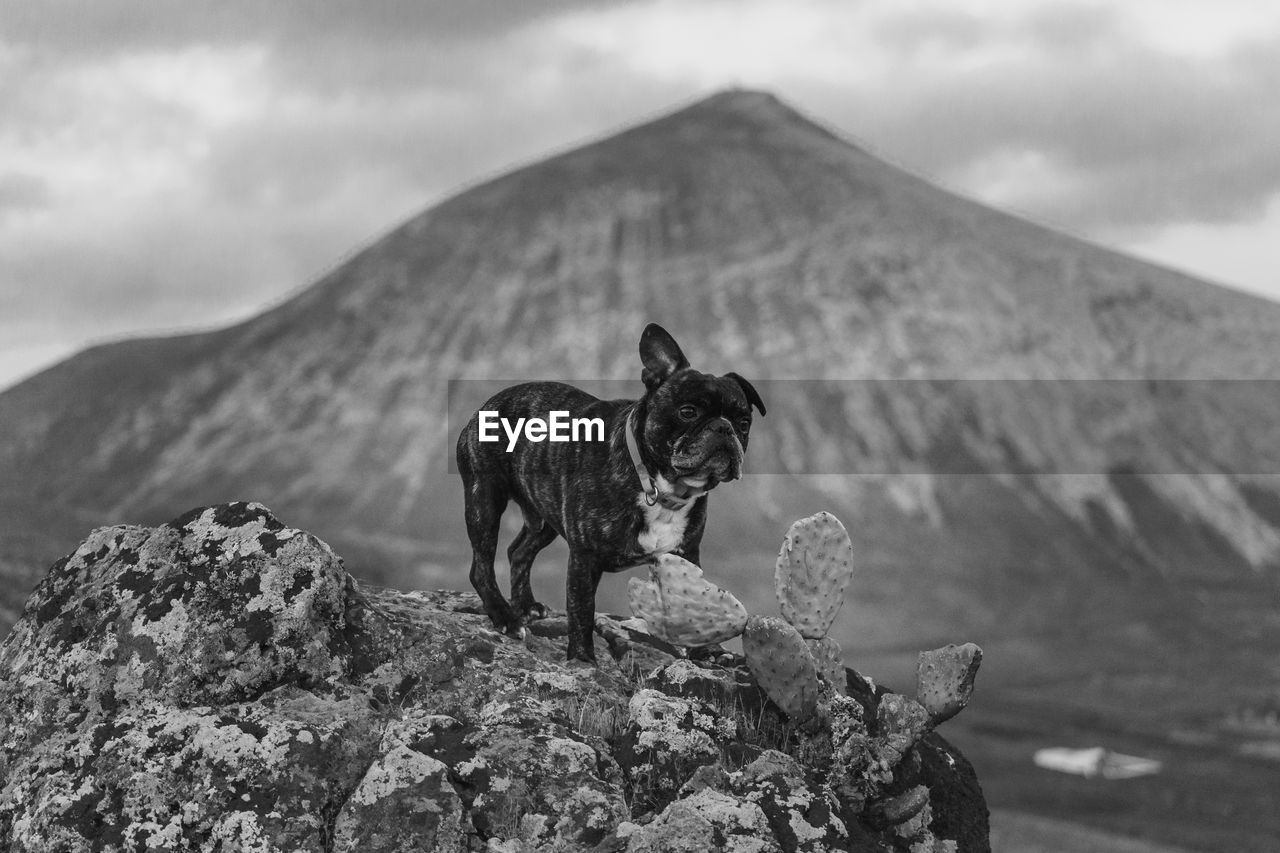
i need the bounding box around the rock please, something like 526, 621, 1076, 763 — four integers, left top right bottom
617, 788, 780, 852
615, 689, 736, 813
643, 658, 745, 709
0, 503, 990, 852
332, 719, 467, 852
734, 751, 857, 853
914, 732, 990, 851
456, 693, 627, 849
594, 612, 679, 678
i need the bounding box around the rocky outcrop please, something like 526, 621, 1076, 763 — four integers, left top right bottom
0, 502, 988, 852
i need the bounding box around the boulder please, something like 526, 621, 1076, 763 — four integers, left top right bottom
0, 502, 989, 852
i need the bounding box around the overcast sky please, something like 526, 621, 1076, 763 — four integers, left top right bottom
3, 0, 1280, 390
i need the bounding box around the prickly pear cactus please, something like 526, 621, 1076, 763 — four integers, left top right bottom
805, 637, 847, 695
627, 554, 748, 648
627, 577, 662, 632
774, 511, 854, 639
876, 693, 931, 745
916, 643, 983, 725
742, 615, 818, 721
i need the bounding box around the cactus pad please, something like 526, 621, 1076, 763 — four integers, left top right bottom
627, 577, 663, 629
916, 643, 982, 724
865, 785, 930, 829
742, 615, 818, 721
775, 511, 854, 638
626, 555, 748, 648
805, 637, 847, 695
876, 692, 931, 744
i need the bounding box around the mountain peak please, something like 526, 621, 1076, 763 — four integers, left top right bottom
637, 87, 845, 148
413, 87, 866, 271
684, 87, 790, 116
665, 87, 844, 140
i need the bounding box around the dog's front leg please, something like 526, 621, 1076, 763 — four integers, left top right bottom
565, 551, 603, 663
678, 499, 707, 567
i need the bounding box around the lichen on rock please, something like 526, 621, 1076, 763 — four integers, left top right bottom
0, 502, 990, 852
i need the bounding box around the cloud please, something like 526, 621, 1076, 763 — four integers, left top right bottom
3, 0, 1280, 389
919, 39, 1280, 234
540, 0, 1280, 238
0, 0, 632, 56
0, 173, 49, 218
0, 9, 687, 390
1128, 193, 1280, 291
768, 4, 1280, 237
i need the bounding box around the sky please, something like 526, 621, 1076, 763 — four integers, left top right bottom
2, 0, 1280, 390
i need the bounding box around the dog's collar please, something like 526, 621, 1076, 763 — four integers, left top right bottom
626, 409, 702, 510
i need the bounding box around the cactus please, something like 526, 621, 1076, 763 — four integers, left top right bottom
915, 643, 982, 725
740, 513, 853, 719
875, 692, 931, 744
622, 506, 984, 843
774, 511, 854, 639
627, 578, 662, 632
805, 637, 847, 695
864, 785, 930, 830
627, 554, 748, 648
742, 615, 819, 721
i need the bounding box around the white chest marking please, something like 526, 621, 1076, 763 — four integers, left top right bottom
636, 494, 693, 556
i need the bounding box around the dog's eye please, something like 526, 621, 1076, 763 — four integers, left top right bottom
737, 417, 751, 432
678, 405, 699, 421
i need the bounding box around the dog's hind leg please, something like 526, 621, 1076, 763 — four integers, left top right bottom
508, 511, 558, 620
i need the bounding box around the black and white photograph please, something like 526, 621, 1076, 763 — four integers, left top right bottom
1, 2, 1278, 851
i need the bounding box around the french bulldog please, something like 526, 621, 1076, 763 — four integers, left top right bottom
456, 323, 766, 662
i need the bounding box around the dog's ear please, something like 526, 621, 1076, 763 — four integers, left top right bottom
725, 372, 766, 416
639, 324, 690, 391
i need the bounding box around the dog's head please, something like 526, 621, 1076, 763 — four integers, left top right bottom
636, 323, 766, 492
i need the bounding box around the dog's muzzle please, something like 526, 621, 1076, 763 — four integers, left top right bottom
673, 420, 745, 482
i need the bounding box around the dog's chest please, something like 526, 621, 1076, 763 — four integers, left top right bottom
636, 496, 692, 556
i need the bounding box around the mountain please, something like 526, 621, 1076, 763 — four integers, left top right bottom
4, 84, 1280, 721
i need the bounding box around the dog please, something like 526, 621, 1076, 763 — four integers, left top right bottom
456, 323, 765, 662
